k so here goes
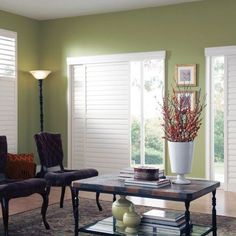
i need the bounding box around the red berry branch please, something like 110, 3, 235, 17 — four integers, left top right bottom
162, 88, 205, 142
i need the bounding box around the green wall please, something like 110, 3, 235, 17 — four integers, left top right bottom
39, 0, 236, 177
0, 11, 40, 154
2, 0, 236, 176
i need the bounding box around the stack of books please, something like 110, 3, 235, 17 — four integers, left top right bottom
118, 167, 135, 179
140, 209, 188, 235
124, 178, 171, 188
119, 167, 165, 180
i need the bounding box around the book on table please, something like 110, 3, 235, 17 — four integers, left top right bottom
119, 167, 165, 180
142, 216, 186, 227
140, 209, 189, 235
143, 209, 185, 222
124, 178, 170, 188
140, 221, 193, 236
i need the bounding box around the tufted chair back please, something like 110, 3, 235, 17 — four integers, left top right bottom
0, 136, 7, 175
34, 132, 64, 170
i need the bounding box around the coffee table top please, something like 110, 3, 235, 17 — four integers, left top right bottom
72, 175, 220, 201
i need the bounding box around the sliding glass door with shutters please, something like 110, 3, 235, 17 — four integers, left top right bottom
68, 51, 165, 174
206, 46, 236, 192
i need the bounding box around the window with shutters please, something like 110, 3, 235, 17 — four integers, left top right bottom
0, 29, 17, 152
68, 51, 165, 174
206, 46, 236, 192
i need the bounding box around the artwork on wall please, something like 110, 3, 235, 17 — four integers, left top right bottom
175, 64, 196, 86
176, 91, 196, 110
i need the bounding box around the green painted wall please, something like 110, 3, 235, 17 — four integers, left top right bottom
0, 11, 40, 154
39, 0, 236, 177
2, 0, 236, 176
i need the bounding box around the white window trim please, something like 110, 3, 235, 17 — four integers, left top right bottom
67, 51, 166, 169
0, 28, 18, 152
205, 45, 236, 190
205, 46, 236, 57
67, 51, 166, 65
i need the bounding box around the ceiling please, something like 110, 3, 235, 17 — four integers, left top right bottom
0, 0, 203, 20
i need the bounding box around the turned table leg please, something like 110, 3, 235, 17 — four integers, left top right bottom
184, 200, 191, 236
212, 190, 217, 236
72, 188, 79, 236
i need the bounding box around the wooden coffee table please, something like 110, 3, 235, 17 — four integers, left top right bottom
71, 175, 220, 236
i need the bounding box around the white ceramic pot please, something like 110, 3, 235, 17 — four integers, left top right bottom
168, 141, 194, 184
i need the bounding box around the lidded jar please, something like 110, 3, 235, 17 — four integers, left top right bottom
112, 195, 133, 232
123, 204, 141, 234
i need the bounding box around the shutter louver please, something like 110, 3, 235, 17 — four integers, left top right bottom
227, 55, 236, 191
0, 30, 17, 153
72, 62, 130, 174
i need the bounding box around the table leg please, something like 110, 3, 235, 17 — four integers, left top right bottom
72, 187, 79, 236
184, 200, 191, 236
112, 194, 116, 232
212, 190, 217, 236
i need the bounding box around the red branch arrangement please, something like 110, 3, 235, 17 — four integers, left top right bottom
162, 89, 205, 142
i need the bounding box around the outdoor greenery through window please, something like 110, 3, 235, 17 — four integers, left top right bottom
212, 56, 224, 182
130, 59, 164, 168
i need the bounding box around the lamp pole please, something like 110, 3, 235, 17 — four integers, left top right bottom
38, 79, 44, 132
30, 70, 51, 132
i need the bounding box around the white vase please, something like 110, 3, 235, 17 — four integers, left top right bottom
168, 141, 194, 184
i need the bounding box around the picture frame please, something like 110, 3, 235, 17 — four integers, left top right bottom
176, 91, 196, 110
175, 64, 196, 86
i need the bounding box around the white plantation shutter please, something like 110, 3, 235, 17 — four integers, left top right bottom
206, 46, 236, 192
71, 62, 130, 174
0, 29, 17, 152
68, 51, 166, 174
226, 55, 236, 191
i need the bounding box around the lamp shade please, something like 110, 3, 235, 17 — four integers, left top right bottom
30, 70, 51, 80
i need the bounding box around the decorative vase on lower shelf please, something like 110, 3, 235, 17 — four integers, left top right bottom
168, 141, 194, 185
123, 205, 141, 234
111, 195, 133, 232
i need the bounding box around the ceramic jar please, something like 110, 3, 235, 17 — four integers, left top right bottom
112, 195, 133, 232
123, 205, 141, 234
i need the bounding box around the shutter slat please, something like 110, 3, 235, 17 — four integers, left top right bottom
227, 55, 236, 191
0, 29, 17, 153
72, 62, 130, 173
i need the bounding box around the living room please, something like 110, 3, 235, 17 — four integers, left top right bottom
0, 0, 236, 235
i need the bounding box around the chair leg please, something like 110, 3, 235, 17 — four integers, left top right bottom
96, 192, 102, 211
41, 186, 50, 230
1, 197, 9, 236
60, 186, 66, 208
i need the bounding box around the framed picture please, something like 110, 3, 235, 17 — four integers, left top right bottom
176, 91, 196, 110
175, 64, 196, 86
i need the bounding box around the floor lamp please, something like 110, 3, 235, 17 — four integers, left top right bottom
30, 70, 51, 132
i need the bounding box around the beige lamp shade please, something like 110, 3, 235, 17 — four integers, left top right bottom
30, 70, 51, 80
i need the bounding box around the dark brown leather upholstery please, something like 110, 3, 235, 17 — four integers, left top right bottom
34, 132, 101, 210
0, 136, 7, 176
0, 136, 50, 236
